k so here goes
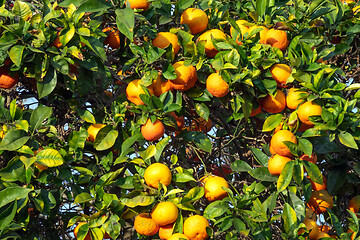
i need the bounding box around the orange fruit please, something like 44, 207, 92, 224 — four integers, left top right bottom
349, 195, 360, 215
316, 232, 331, 239
159, 223, 174, 240
308, 190, 334, 214
264, 29, 289, 51
0, 67, 18, 89
180, 8, 208, 34
152, 32, 180, 55
204, 175, 229, 201
141, 118, 165, 141
270, 63, 291, 88
298, 219, 320, 240
151, 73, 172, 97
74, 222, 92, 240
206, 72, 229, 98
144, 162, 172, 188
274, 122, 284, 133
170, 61, 197, 91
51, 32, 62, 48
197, 29, 227, 57
309, 175, 327, 191
259, 89, 286, 113
190, 117, 212, 133
250, 105, 262, 117
152, 202, 179, 226
267, 154, 292, 176
269, 144, 276, 155
354, 5, 360, 14
319, 225, 331, 233
305, 207, 317, 221
229, 19, 249, 45
248, 25, 269, 43
126, 0, 150, 10
270, 130, 297, 157
297, 101, 322, 126
286, 88, 306, 110
168, 233, 190, 240
134, 213, 159, 236
126, 79, 154, 105
347, 229, 356, 240
103, 27, 121, 49
183, 215, 210, 240
87, 124, 106, 142
300, 153, 318, 165
168, 112, 185, 130
34, 162, 48, 171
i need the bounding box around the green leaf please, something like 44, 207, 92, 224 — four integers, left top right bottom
233, 218, 248, 236
262, 114, 282, 132
59, 25, 75, 46
204, 201, 229, 219
94, 126, 118, 151
37, 67, 57, 99
195, 103, 210, 121
74, 193, 94, 204
347, 24, 360, 35
250, 147, 269, 166
147, 46, 166, 64
155, 136, 171, 161
303, 160, 322, 185
173, 173, 196, 183
120, 195, 155, 208
13, 0, 32, 20
76, 0, 111, 13
9, 99, 16, 121
9, 45, 24, 66
338, 132, 358, 150
282, 203, 297, 233
327, 168, 346, 195
36, 148, 64, 167
0, 129, 29, 151
181, 187, 204, 203
183, 131, 212, 152
0, 186, 31, 208
178, 0, 196, 9
231, 160, 252, 172
79, 36, 107, 60
277, 161, 294, 192
77, 109, 96, 124
139, 145, 156, 160
19, 156, 36, 169
68, 128, 88, 152
256, 0, 268, 18
298, 138, 313, 156
30, 105, 53, 131
115, 8, 135, 42
0, 201, 17, 231
248, 167, 278, 182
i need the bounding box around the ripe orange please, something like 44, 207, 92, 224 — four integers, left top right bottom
152, 202, 179, 226
300, 153, 318, 165
270, 64, 291, 88
197, 29, 227, 57
250, 105, 262, 117
316, 231, 331, 239
0, 67, 18, 89
267, 154, 292, 176
126, 79, 154, 105
270, 130, 297, 157
141, 118, 165, 141
134, 213, 159, 236
309, 175, 327, 191
269, 144, 276, 155
183, 215, 210, 240
151, 73, 172, 97
74, 222, 91, 240
248, 25, 268, 43
144, 162, 172, 188
168, 233, 190, 240
298, 219, 319, 240
308, 190, 334, 214
152, 32, 180, 55
286, 88, 306, 110
190, 117, 212, 133
305, 207, 317, 221
297, 101, 322, 126
180, 8, 208, 34
204, 175, 229, 201
168, 112, 185, 130
103, 27, 121, 49
170, 61, 197, 91
319, 225, 331, 233
229, 19, 249, 45
87, 124, 106, 142
264, 29, 289, 51
206, 72, 229, 98
259, 89, 286, 113
349, 195, 360, 215
347, 229, 356, 240
126, 0, 150, 10
51, 32, 62, 48
159, 223, 174, 240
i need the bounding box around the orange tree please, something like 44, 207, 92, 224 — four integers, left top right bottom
0, 0, 360, 239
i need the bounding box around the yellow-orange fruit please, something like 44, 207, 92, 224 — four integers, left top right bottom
87, 124, 106, 142
180, 8, 208, 34
141, 119, 165, 141
103, 27, 121, 49
144, 162, 172, 188
229, 19, 249, 45
286, 88, 306, 110
270, 64, 291, 88
349, 195, 360, 215
168, 112, 185, 130
248, 25, 269, 43
159, 224, 174, 240
0, 67, 18, 89
152, 202, 179, 226
298, 219, 320, 240
126, 79, 154, 105
265, 29, 289, 51
309, 175, 327, 191
305, 207, 317, 221
151, 73, 172, 97
126, 0, 150, 10
316, 231, 331, 239
168, 233, 190, 240
267, 154, 291, 176
204, 176, 229, 201
206, 72, 229, 98
152, 32, 180, 55
308, 190, 333, 214
134, 213, 159, 236
197, 29, 227, 57
270, 130, 297, 157
183, 215, 210, 240
170, 61, 197, 91
297, 101, 322, 126
259, 90, 286, 113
